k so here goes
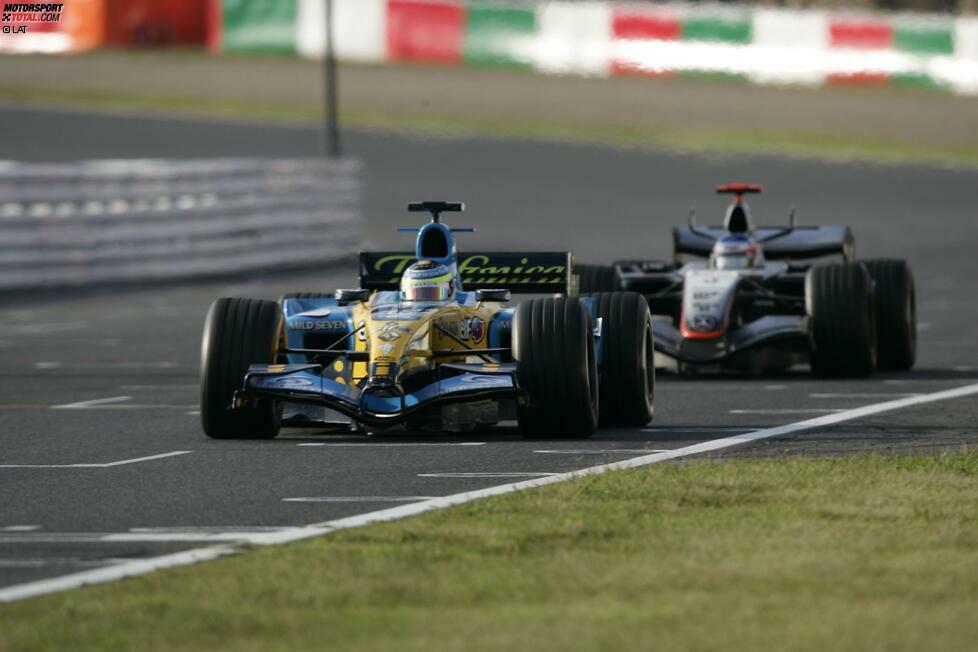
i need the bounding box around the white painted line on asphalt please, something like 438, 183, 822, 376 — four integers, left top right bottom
0, 450, 191, 469
0, 545, 236, 603
128, 526, 288, 534
419, 472, 560, 478
3, 381, 977, 603
0, 532, 266, 544
729, 408, 845, 414
118, 384, 199, 390
918, 322, 932, 332
101, 533, 259, 543
187, 410, 200, 416
35, 362, 180, 370
98, 452, 191, 467
0, 559, 114, 568
810, 393, 921, 399
953, 365, 977, 372
1, 525, 39, 532
50, 396, 197, 411
283, 497, 438, 503
51, 396, 132, 410
534, 449, 669, 454
296, 442, 486, 447
641, 426, 747, 433
6, 322, 88, 335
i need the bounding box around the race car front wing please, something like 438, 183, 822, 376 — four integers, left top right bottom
654, 315, 810, 363
233, 362, 521, 427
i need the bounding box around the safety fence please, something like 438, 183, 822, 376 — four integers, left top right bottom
0, 158, 361, 292
214, 0, 978, 95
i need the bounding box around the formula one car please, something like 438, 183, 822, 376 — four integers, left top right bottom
578, 184, 916, 377
200, 202, 654, 439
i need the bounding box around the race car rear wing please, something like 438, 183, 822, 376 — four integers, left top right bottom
359, 251, 574, 294
673, 225, 854, 262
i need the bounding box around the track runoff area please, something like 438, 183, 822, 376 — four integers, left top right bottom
0, 107, 976, 602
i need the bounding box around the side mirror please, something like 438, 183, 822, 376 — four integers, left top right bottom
475, 288, 510, 303
336, 288, 370, 303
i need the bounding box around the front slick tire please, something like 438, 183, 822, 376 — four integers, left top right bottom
200, 298, 283, 439
806, 263, 877, 378
514, 297, 598, 439
589, 292, 655, 426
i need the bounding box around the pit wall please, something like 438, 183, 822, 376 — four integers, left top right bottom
229, 0, 978, 95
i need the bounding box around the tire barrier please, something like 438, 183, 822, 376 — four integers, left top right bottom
0, 157, 362, 292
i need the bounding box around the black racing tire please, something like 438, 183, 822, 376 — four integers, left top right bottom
577, 264, 620, 293
863, 259, 916, 371
200, 298, 284, 439
514, 297, 598, 438
280, 292, 333, 301
805, 263, 877, 378
588, 292, 655, 426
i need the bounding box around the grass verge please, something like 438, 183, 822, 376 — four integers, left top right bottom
2, 452, 977, 651
2, 86, 977, 167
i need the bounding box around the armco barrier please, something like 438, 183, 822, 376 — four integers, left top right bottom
0, 158, 361, 292
287, 0, 978, 95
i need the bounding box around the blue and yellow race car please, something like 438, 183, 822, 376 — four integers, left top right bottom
200, 202, 654, 439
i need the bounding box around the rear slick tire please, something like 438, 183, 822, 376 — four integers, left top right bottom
805, 263, 877, 378
863, 258, 916, 371
200, 298, 283, 439
589, 292, 655, 426
514, 297, 598, 439
577, 264, 619, 293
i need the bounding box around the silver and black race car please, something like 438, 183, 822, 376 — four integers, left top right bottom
577, 184, 916, 377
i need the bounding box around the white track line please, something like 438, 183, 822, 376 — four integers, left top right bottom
118, 384, 199, 390
296, 442, 485, 447
0, 546, 236, 603
641, 427, 747, 433
50, 396, 196, 410
0, 559, 116, 568
534, 449, 669, 454
1, 381, 976, 603
51, 396, 132, 410
810, 393, 921, 399
729, 408, 844, 414
35, 362, 180, 370
283, 497, 438, 503
419, 472, 559, 478
0, 534, 230, 544
0, 451, 191, 469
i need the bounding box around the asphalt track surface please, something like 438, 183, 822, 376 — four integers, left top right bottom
0, 105, 976, 596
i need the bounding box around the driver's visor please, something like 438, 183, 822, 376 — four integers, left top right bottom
714, 254, 750, 270
404, 284, 450, 301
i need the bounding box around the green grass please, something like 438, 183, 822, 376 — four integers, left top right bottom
3, 86, 977, 167
3, 452, 978, 651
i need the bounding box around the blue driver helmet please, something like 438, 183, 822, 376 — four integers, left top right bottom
710, 235, 760, 270
400, 261, 456, 303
